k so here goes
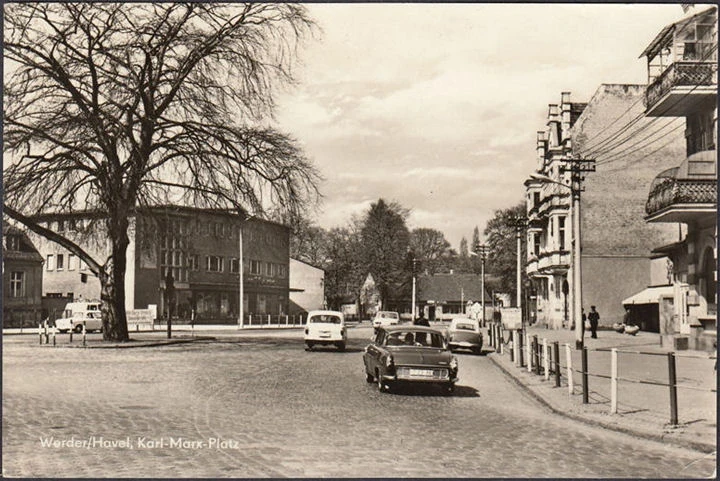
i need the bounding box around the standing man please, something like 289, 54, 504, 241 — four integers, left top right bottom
588, 305, 600, 339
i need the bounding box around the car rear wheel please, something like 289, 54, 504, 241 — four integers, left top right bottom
73, 325, 84, 334
336, 342, 346, 351
305, 342, 314, 351
472, 345, 482, 355
444, 383, 455, 396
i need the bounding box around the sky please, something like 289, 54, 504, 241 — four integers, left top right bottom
274, 3, 686, 249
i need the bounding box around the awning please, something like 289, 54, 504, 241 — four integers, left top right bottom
622, 285, 674, 305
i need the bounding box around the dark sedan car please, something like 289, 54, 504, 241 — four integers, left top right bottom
363, 326, 458, 394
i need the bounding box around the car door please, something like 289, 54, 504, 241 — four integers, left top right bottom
364, 329, 385, 373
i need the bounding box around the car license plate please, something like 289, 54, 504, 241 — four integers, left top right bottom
409, 369, 434, 377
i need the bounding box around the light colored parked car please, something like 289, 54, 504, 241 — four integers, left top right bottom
447, 317, 483, 355
372, 311, 400, 329
304, 310, 347, 351
54, 301, 103, 333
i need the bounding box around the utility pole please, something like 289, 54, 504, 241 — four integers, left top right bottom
560, 155, 595, 349
411, 257, 417, 321
474, 242, 488, 325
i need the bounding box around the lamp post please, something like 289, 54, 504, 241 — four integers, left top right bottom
237, 212, 254, 329
529, 155, 594, 349
473, 243, 488, 325
411, 257, 417, 320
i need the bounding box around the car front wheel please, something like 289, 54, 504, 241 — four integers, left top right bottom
73, 325, 84, 334
336, 342, 346, 351
376, 371, 390, 393
305, 342, 314, 351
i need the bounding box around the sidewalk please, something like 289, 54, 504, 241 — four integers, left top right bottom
488, 325, 717, 454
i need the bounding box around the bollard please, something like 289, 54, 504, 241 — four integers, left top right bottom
69, 330, 73, 343
518, 331, 524, 367
566, 343, 574, 395
82, 324, 87, 347
44, 321, 49, 344
489, 324, 494, 349
498, 326, 504, 355
52, 327, 56, 346
513, 330, 519, 366
668, 352, 678, 425
285, 314, 289, 326
167, 316, 172, 339
509, 331, 515, 363
553, 341, 561, 387
39, 324, 43, 345
610, 348, 618, 414
526, 333, 532, 373
136, 323, 139, 332
582, 346, 589, 404
533, 336, 540, 375
543, 338, 549, 381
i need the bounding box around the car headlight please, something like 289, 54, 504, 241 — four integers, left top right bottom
450, 356, 458, 370
385, 355, 394, 367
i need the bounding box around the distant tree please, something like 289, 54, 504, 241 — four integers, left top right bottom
3, 4, 318, 341
470, 225, 482, 273
290, 222, 327, 267
323, 227, 364, 310
360, 199, 410, 307
410, 228, 451, 275
483, 201, 528, 304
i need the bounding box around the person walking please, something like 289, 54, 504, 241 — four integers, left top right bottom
588, 305, 600, 339
414, 310, 429, 327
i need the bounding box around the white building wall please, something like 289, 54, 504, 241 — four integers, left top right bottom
289, 258, 324, 313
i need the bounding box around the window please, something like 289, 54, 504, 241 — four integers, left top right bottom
687, 109, 715, 156
56, 254, 65, 271
80, 259, 88, 271
533, 233, 541, 257
46, 254, 54, 271
68, 254, 76, 271
266, 262, 272, 276
558, 216, 566, 251
6, 235, 20, 251
10, 272, 25, 297
533, 191, 541, 208
188, 254, 199, 271
250, 260, 261, 275
206, 255, 223, 272
230, 258, 240, 274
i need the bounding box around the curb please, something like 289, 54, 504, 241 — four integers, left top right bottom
38, 336, 216, 349
488, 352, 716, 454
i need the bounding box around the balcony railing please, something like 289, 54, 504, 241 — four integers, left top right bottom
645, 177, 717, 215
646, 62, 718, 110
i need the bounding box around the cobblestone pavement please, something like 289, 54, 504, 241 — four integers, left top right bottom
2, 329, 716, 478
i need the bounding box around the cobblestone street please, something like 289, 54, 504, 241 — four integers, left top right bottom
2, 330, 716, 478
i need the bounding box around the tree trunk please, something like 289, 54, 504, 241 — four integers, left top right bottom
101, 217, 130, 342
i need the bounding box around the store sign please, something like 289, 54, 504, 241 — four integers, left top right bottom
501, 308, 522, 329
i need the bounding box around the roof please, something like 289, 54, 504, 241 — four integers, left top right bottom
640, 6, 718, 59
622, 285, 675, 305
2, 225, 43, 261
418, 273, 492, 303
380, 325, 444, 334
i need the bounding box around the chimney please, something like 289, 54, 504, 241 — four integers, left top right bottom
536, 131, 546, 170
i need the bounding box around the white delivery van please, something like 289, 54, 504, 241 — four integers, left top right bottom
54, 301, 103, 333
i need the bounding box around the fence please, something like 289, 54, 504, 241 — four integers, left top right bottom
486, 322, 717, 426
242, 314, 306, 327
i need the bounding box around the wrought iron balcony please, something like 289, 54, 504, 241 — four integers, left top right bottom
645, 177, 717, 217
646, 62, 717, 115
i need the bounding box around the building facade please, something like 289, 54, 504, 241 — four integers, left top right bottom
640, 6, 717, 350
30, 207, 290, 324
2, 226, 44, 328
417, 273, 492, 321
289, 258, 325, 314
525, 86, 685, 329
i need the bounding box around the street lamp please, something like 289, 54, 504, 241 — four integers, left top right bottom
472, 243, 488, 326
529, 171, 584, 349
237, 212, 254, 329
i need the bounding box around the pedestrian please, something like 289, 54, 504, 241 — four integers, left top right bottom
414, 310, 429, 327
588, 305, 600, 339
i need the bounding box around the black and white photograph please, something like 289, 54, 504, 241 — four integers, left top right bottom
2, 2, 717, 478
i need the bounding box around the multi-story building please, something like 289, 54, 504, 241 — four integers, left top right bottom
2, 225, 44, 327
525, 86, 685, 329
29, 206, 290, 324
640, 6, 717, 350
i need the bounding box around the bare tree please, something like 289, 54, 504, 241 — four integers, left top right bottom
409, 227, 451, 275
4, 3, 320, 341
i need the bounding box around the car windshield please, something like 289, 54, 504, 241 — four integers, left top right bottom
309, 314, 341, 324
453, 322, 477, 331
384, 330, 444, 348
378, 312, 398, 319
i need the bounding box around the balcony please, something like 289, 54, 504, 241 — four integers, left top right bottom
645, 62, 717, 117
536, 250, 570, 275
645, 177, 717, 223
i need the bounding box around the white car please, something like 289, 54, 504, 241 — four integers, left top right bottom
447, 317, 483, 355
372, 311, 400, 329
304, 310, 347, 351
54, 301, 103, 333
